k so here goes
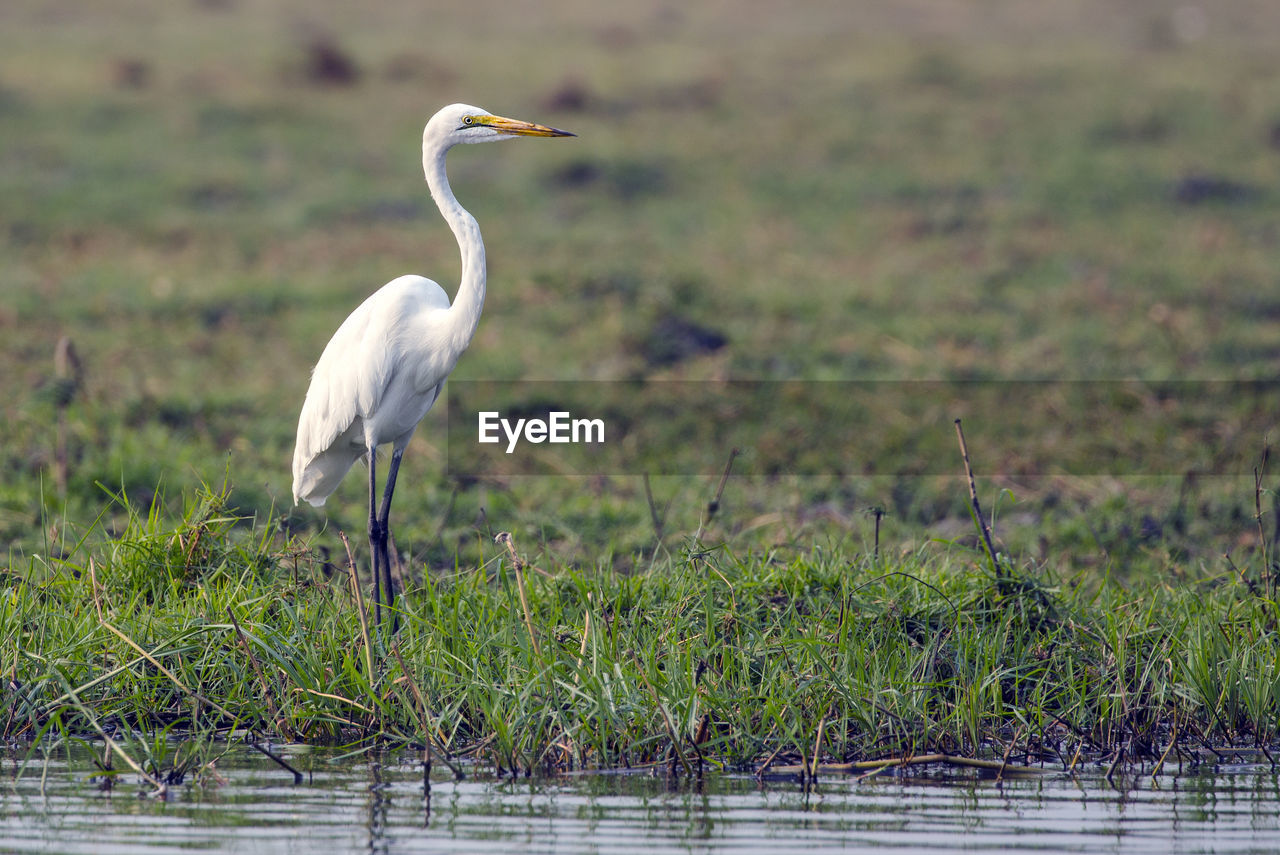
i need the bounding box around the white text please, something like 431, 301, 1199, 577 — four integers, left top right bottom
478, 411, 605, 453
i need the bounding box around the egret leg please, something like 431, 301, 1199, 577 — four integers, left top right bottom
367, 446, 383, 627
376, 447, 405, 632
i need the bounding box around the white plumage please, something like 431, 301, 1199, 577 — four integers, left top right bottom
292, 274, 451, 506
290, 103, 573, 625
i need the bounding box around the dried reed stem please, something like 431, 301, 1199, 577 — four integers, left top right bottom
954, 419, 1005, 579
391, 639, 435, 777
341, 531, 376, 683
495, 532, 541, 658
1255, 440, 1272, 598
694, 447, 738, 542
225, 606, 291, 739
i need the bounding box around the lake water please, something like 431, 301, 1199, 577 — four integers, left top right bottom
3, 743, 1278, 853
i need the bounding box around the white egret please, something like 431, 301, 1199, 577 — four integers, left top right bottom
292, 103, 574, 626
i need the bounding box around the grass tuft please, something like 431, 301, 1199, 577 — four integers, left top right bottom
3, 480, 1277, 778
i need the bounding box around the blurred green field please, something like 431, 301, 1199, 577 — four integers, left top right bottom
2, 0, 1278, 577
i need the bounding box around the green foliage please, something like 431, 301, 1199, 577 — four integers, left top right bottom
3, 487, 1277, 772
1, 0, 1278, 774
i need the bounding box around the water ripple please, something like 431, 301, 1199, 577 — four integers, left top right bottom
3, 746, 1278, 854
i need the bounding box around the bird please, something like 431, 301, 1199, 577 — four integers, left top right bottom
291, 103, 574, 627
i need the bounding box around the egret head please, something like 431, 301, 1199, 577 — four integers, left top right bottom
426, 103, 575, 148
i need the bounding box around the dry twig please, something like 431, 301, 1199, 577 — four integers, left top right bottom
341, 531, 376, 682
954, 419, 1005, 579
495, 532, 541, 658
225, 607, 292, 739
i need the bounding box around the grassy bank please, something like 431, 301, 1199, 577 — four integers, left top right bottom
5, 482, 1277, 782
3, 0, 1280, 784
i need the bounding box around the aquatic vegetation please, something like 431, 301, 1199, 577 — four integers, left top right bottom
4, 482, 1276, 782
2, 0, 1279, 789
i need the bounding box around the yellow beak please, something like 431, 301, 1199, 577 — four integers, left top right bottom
479, 115, 575, 138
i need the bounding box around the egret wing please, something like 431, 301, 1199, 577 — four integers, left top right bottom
291, 276, 450, 504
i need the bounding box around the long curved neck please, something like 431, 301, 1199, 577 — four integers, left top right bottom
424, 141, 486, 353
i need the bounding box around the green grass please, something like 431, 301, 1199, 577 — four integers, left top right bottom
5, 483, 1277, 778
2, 0, 1279, 774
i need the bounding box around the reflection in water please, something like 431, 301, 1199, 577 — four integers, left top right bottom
366, 758, 388, 855
1, 743, 1278, 854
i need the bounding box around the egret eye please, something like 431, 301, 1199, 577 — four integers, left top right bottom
463, 116, 474, 126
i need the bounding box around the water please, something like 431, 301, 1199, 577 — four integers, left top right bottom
3, 743, 1278, 854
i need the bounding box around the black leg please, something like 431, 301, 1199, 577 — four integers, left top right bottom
377, 447, 405, 632
367, 445, 383, 627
